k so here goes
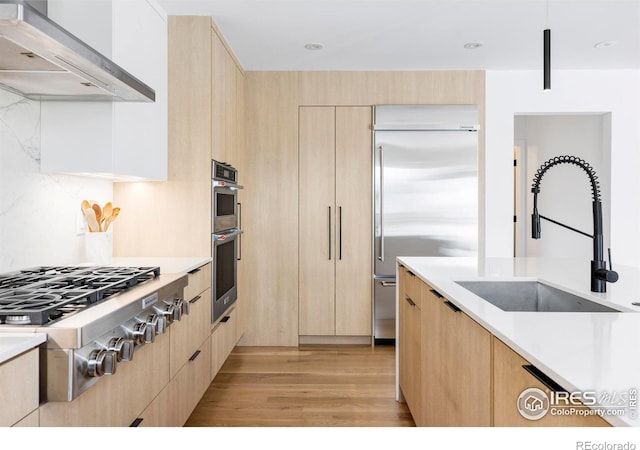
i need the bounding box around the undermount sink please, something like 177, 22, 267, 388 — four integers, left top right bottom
455, 281, 619, 313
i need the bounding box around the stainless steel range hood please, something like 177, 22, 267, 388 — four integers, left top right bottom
0, 0, 155, 102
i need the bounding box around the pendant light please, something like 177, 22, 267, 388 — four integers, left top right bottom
543, 1, 551, 91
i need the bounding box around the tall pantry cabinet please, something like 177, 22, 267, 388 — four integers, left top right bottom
298, 107, 372, 339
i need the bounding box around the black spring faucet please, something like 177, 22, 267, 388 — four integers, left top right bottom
531, 155, 618, 293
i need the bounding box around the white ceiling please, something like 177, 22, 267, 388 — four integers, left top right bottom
157, 0, 640, 71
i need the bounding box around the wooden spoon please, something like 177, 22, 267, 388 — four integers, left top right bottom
84, 207, 99, 232
104, 207, 120, 231
103, 202, 113, 222
92, 204, 103, 232
81, 199, 90, 213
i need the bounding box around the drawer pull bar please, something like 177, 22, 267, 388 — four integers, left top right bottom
522, 365, 567, 393
189, 295, 202, 304
188, 267, 201, 275
444, 300, 461, 313
130, 418, 143, 427
405, 296, 416, 307
220, 316, 231, 323
430, 289, 444, 299
407, 270, 415, 277
189, 350, 202, 362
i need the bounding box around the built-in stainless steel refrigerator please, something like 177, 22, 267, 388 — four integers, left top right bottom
373, 105, 479, 341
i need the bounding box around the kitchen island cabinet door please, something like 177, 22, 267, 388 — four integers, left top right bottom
493, 337, 610, 427
440, 299, 492, 426
0, 348, 39, 427
420, 283, 491, 426
398, 266, 422, 424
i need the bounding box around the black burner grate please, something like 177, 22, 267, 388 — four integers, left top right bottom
0, 266, 160, 325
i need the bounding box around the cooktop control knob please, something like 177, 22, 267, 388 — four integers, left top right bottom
130, 322, 148, 346
154, 303, 175, 326
170, 299, 183, 321
87, 349, 118, 377
146, 314, 159, 339
108, 337, 134, 362
175, 298, 188, 317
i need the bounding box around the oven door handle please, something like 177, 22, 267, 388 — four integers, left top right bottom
237, 202, 242, 261
213, 229, 244, 240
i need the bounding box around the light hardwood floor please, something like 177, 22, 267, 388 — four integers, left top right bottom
185, 345, 415, 427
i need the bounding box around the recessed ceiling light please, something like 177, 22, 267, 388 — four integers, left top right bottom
304, 43, 324, 51
463, 42, 483, 50
594, 41, 617, 49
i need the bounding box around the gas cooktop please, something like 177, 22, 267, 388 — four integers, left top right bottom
0, 266, 160, 326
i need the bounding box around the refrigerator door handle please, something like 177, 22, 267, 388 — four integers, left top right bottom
378, 145, 384, 262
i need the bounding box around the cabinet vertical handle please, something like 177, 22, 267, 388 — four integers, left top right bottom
130, 418, 143, 427
522, 365, 567, 393
328, 206, 332, 260
189, 350, 202, 362
237, 202, 242, 261
189, 295, 202, 305
405, 296, 416, 307
338, 206, 342, 260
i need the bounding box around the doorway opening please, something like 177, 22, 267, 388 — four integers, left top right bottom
513, 114, 612, 259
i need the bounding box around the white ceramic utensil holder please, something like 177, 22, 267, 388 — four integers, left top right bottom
85, 231, 113, 264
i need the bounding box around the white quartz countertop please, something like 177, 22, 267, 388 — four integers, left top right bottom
397, 256, 640, 427
110, 257, 211, 274
0, 332, 47, 364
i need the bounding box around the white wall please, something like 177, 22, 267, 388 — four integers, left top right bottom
0, 90, 112, 272
486, 70, 640, 267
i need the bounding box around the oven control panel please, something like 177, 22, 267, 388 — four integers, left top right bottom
212, 160, 237, 184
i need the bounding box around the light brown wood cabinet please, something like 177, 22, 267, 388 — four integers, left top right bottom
493, 337, 609, 427
298, 106, 372, 338
113, 16, 244, 259
419, 280, 491, 426
211, 305, 240, 380
398, 266, 422, 424
139, 335, 212, 427
171, 263, 212, 378
398, 265, 611, 427
1, 348, 39, 427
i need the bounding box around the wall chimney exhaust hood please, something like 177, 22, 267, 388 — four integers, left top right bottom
0, 0, 155, 102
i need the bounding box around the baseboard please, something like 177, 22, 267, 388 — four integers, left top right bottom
299, 335, 373, 345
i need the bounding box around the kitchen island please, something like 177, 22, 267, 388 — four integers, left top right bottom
397, 257, 640, 427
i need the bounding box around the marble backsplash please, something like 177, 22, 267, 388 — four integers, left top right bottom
0, 90, 113, 272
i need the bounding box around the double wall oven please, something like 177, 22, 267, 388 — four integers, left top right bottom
211, 160, 243, 323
